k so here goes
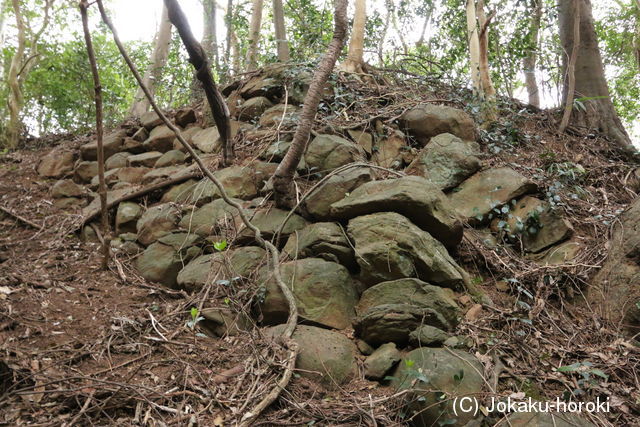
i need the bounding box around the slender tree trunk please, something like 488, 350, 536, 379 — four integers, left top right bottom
6, 0, 25, 148
635, 0, 640, 73
390, 4, 408, 54
416, 5, 433, 47
466, 0, 497, 124
202, 0, 219, 73
246, 0, 263, 71
558, 0, 636, 155
342, 0, 366, 72
163, 0, 234, 166
377, 0, 391, 65
273, 0, 349, 208
80, 0, 110, 269
523, 0, 542, 107
130, 5, 172, 117
272, 0, 290, 61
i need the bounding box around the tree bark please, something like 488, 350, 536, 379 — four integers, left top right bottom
80, 0, 110, 270
377, 0, 391, 65
558, 0, 580, 134
130, 5, 172, 117
272, 0, 290, 62
273, 0, 349, 208
558, 0, 636, 155
342, 0, 366, 72
163, 0, 234, 166
523, 0, 542, 107
246, 0, 263, 71
635, 0, 640, 73
202, 0, 219, 73
6, 0, 26, 148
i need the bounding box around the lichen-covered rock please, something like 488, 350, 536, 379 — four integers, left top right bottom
172, 126, 203, 152
80, 130, 126, 161
115, 202, 142, 235
305, 167, 372, 220
400, 104, 475, 145
408, 325, 450, 347
332, 176, 463, 249
364, 343, 401, 380
258, 104, 300, 127
126, 152, 163, 168
266, 324, 357, 388
200, 308, 251, 337
191, 121, 241, 153
392, 348, 484, 426
448, 167, 537, 223
51, 180, 84, 199
589, 197, 640, 335
116, 167, 151, 184
154, 150, 186, 168
177, 246, 266, 291
237, 207, 309, 244
406, 133, 481, 191
37, 150, 75, 178
105, 152, 132, 170
136, 241, 197, 288
283, 222, 356, 270
74, 161, 98, 183
136, 203, 180, 246
258, 258, 358, 330
304, 134, 366, 174
348, 212, 465, 288
179, 198, 244, 236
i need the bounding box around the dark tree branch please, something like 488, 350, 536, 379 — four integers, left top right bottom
163, 0, 234, 166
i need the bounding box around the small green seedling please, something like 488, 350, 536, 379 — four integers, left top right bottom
186, 307, 204, 329
213, 240, 228, 251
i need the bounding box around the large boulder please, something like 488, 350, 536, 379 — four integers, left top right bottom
448, 167, 537, 223
589, 198, 640, 335
191, 121, 241, 153
177, 246, 266, 291
498, 196, 573, 253
355, 278, 460, 345
258, 258, 358, 330
406, 133, 481, 191
304, 167, 373, 220
364, 343, 401, 380
143, 125, 176, 152
74, 161, 98, 183
179, 198, 244, 236
37, 150, 75, 178
179, 162, 278, 205
105, 152, 132, 170
347, 212, 465, 288
136, 203, 180, 246
155, 150, 186, 168
115, 202, 142, 235
282, 222, 356, 270
258, 104, 300, 127
238, 96, 273, 121
80, 130, 126, 161
136, 237, 200, 288
266, 325, 357, 388
332, 176, 463, 250
391, 348, 484, 427
51, 180, 84, 199
400, 104, 475, 145
237, 207, 309, 244
304, 134, 366, 174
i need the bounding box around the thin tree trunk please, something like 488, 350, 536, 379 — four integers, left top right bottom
523, 0, 542, 107
272, 0, 290, 61
558, 0, 580, 134
246, 0, 263, 71
273, 0, 349, 208
416, 5, 433, 47
635, 0, 640, 73
558, 0, 636, 155
202, 0, 219, 73
377, 0, 391, 65
390, 4, 408, 54
224, 0, 233, 74
6, 0, 25, 148
163, 0, 233, 166
342, 0, 366, 72
130, 5, 172, 117
80, 0, 109, 269
466, 0, 481, 94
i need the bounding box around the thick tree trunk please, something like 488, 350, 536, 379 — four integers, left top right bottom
6, 0, 25, 148
202, 0, 219, 73
246, 0, 263, 71
272, 0, 290, 62
523, 0, 542, 107
130, 6, 172, 117
273, 0, 349, 208
342, 0, 366, 72
558, 0, 636, 154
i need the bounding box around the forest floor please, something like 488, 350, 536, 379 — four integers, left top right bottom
1, 71, 639, 426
